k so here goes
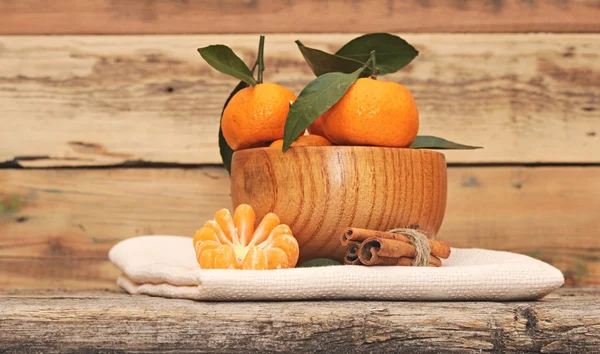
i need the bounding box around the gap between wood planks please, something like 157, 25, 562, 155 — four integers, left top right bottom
2, 160, 600, 169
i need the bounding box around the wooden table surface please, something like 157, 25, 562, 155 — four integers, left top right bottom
1, 287, 598, 353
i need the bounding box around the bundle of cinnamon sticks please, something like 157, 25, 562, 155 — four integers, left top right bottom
341, 227, 451, 267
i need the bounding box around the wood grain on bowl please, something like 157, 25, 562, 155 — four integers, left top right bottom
230, 147, 447, 262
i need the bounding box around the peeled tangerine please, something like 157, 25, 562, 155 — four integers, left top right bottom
193, 204, 299, 270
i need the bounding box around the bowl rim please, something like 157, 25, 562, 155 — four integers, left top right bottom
232, 145, 447, 160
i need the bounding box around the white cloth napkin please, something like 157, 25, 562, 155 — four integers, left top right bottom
108, 235, 564, 301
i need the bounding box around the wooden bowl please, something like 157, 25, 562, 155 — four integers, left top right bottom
230, 146, 447, 263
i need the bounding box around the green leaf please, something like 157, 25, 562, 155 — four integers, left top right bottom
335, 33, 418, 75
409, 136, 482, 150
198, 45, 257, 86
257, 35, 266, 84
218, 128, 234, 174
296, 40, 367, 77
297, 258, 342, 267
283, 64, 367, 151
219, 81, 250, 173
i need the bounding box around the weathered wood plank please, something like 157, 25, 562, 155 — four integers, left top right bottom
1, 34, 598, 167
1, 166, 598, 288
1, 0, 600, 35
0, 258, 118, 290
0, 288, 598, 353
0, 168, 228, 289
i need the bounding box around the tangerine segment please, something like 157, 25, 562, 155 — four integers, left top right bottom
203, 220, 231, 245
269, 135, 332, 149
250, 213, 280, 246
193, 204, 300, 270
214, 246, 239, 269
268, 234, 299, 268
193, 227, 219, 249
321, 78, 419, 148
199, 248, 218, 269
265, 248, 289, 269
221, 83, 297, 151
234, 204, 255, 245
214, 209, 237, 243
241, 247, 268, 270
259, 224, 293, 246
195, 240, 220, 256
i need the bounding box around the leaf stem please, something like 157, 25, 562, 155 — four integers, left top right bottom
369, 50, 377, 79
257, 35, 265, 84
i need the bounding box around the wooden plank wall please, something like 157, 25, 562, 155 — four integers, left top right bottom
2, 0, 600, 34
0, 0, 598, 289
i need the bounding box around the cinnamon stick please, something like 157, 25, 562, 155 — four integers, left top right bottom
358, 237, 442, 267
344, 257, 361, 265
358, 250, 441, 267
343, 242, 362, 265
342, 227, 451, 259
395, 257, 413, 267
429, 256, 442, 267
396, 256, 442, 267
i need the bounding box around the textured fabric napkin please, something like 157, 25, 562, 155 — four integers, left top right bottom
108, 235, 564, 301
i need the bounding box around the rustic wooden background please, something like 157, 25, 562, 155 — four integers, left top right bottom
0, 0, 598, 289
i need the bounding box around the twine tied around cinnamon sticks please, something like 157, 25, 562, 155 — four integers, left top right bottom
341, 227, 451, 267
387, 228, 431, 267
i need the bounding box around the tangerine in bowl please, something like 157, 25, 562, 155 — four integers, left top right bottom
230, 146, 447, 263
